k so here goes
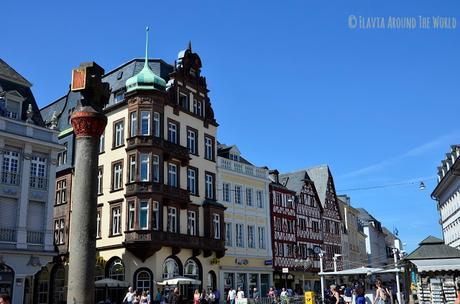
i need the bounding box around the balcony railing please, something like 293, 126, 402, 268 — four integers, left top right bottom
126, 136, 190, 165
0, 227, 16, 242
218, 158, 267, 178
126, 182, 190, 207
30, 176, 48, 190
27, 230, 44, 244
1, 171, 19, 185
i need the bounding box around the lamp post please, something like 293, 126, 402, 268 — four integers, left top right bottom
319, 250, 325, 304
392, 248, 402, 304
333, 254, 342, 273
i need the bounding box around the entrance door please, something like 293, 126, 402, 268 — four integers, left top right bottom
0, 263, 14, 299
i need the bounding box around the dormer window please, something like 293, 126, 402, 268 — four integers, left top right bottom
114, 91, 124, 103
229, 153, 239, 162
0, 97, 20, 120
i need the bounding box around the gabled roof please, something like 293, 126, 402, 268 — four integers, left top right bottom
280, 171, 310, 194
0, 59, 32, 87
305, 165, 330, 205
405, 235, 460, 260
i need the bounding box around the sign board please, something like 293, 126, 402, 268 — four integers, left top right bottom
282, 267, 289, 273
264, 260, 273, 265
71, 68, 86, 91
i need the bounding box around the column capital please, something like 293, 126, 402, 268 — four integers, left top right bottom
71, 111, 107, 138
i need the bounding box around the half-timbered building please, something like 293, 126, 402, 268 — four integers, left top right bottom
268, 170, 297, 289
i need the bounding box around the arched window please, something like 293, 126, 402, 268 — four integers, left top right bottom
94, 261, 105, 281
108, 258, 125, 281
36, 268, 49, 304
207, 271, 216, 290
52, 265, 66, 304
136, 270, 151, 292
184, 260, 199, 279
163, 258, 180, 279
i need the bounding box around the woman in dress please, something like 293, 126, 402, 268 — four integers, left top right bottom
194, 289, 201, 304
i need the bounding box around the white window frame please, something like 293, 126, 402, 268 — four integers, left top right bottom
187, 168, 197, 195
248, 225, 255, 248
187, 129, 197, 154
112, 207, 121, 235
223, 183, 231, 202
168, 122, 178, 144
128, 201, 135, 231
30, 155, 47, 189
246, 188, 253, 206
236, 223, 244, 247
1, 150, 20, 185
168, 163, 177, 187
97, 168, 103, 195
204, 136, 213, 160
140, 153, 150, 182
113, 162, 123, 190
213, 213, 221, 239
153, 155, 160, 183
167, 207, 177, 233
130, 112, 137, 137
205, 173, 214, 199
152, 201, 160, 230
225, 222, 232, 247
187, 210, 196, 236
258, 226, 266, 249
96, 209, 102, 238
129, 155, 136, 183
256, 190, 263, 208
235, 185, 242, 204
114, 121, 124, 147
139, 201, 149, 230
153, 112, 161, 137
140, 111, 151, 136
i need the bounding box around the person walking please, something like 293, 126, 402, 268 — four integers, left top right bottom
354, 286, 366, 304
280, 288, 288, 304
194, 289, 201, 304
373, 280, 390, 304
169, 287, 180, 304
228, 287, 236, 304
140, 291, 149, 304
123, 287, 136, 304
237, 287, 245, 300
214, 289, 221, 304
329, 285, 340, 304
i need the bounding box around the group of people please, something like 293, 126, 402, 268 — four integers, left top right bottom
326, 280, 397, 304
122, 287, 151, 304
194, 288, 222, 304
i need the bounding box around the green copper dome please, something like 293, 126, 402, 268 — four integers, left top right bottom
126, 27, 166, 93
126, 62, 166, 92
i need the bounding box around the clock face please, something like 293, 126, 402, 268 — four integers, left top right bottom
313, 246, 322, 254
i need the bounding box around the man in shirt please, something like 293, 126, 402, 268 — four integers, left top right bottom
237, 287, 245, 299
123, 287, 135, 304
228, 288, 236, 304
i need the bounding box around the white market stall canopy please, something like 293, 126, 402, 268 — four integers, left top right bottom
157, 277, 202, 286
94, 278, 130, 288
319, 266, 403, 276
410, 259, 460, 272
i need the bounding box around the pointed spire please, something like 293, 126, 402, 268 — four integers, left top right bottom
144, 26, 150, 68
188, 40, 192, 51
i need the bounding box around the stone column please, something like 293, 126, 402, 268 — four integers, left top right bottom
66, 62, 108, 304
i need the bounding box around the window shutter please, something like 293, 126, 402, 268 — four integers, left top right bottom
0, 198, 18, 227
27, 201, 45, 231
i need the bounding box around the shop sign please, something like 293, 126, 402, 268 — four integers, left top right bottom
282, 267, 289, 273
264, 260, 273, 265
210, 258, 220, 265
235, 258, 249, 265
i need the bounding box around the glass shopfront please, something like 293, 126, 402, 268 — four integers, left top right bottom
223, 271, 272, 299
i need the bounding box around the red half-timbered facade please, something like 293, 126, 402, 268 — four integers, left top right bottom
306, 166, 342, 271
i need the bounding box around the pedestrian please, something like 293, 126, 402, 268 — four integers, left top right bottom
133, 290, 140, 304
123, 287, 136, 304
253, 288, 260, 303
200, 289, 208, 304
207, 288, 216, 304
0, 295, 10, 304
343, 285, 353, 304
280, 288, 288, 304
237, 287, 245, 299
140, 291, 149, 304
355, 286, 365, 304
329, 285, 340, 304
214, 288, 221, 304
228, 287, 236, 304
373, 280, 390, 304
194, 289, 201, 304
156, 289, 162, 304
268, 287, 276, 304
169, 287, 180, 304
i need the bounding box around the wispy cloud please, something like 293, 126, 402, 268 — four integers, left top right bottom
340, 130, 460, 179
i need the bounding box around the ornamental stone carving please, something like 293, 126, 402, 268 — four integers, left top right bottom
71, 111, 107, 138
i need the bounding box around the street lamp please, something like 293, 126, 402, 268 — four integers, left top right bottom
392, 248, 402, 304
333, 254, 342, 273
318, 250, 325, 304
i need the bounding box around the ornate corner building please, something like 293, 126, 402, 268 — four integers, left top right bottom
39, 46, 225, 303
0, 59, 62, 303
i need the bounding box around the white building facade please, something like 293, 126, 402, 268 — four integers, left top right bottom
0, 59, 61, 303
432, 145, 460, 248
216, 145, 273, 298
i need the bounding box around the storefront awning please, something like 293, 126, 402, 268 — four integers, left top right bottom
410, 258, 460, 272
319, 266, 403, 276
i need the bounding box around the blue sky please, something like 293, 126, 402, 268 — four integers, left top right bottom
2, 0, 459, 251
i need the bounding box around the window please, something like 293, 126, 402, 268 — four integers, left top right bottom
4, 100, 20, 119
153, 112, 161, 137
97, 167, 103, 195
163, 258, 179, 279
187, 129, 197, 154
140, 154, 150, 182
187, 167, 197, 195
55, 180, 67, 205
111, 206, 121, 235
184, 259, 199, 278
167, 207, 177, 233
234, 185, 242, 204
54, 219, 65, 245
114, 91, 124, 103
205, 173, 214, 199
139, 201, 149, 230
223, 183, 231, 202
168, 122, 178, 144
112, 162, 123, 190
168, 163, 177, 187
57, 143, 67, 166
246, 188, 253, 206
96, 208, 102, 238
204, 136, 214, 160
128, 201, 135, 231
30, 155, 47, 189
193, 99, 202, 116
225, 222, 232, 246
213, 214, 221, 239
1, 150, 19, 184
153, 155, 160, 182
247, 225, 255, 248
258, 227, 266, 249
129, 155, 136, 183
180, 93, 189, 111
152, 201, 160, 230
140, 111, 151, 135
236, 223, 244, 247
136, 270, 151, 293
108, 258, 125, 281
229, 153, 239, 161
256, 190, 263, 208
99, 133, 105, 153
114, 120, 124, 147
130, 112, 137, 137
187, 210, 196, 236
